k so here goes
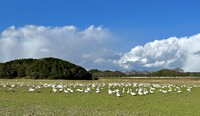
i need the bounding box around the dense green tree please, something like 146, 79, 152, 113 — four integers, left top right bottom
0, 57, 92, 80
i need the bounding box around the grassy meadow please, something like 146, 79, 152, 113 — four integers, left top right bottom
0, 78, 200, 116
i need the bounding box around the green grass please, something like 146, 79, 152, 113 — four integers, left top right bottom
0, 78, 200, 116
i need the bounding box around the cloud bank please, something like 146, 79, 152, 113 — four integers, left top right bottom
117, 34, 200, 72
0, 25, 119, 70
1, 25, 200, 72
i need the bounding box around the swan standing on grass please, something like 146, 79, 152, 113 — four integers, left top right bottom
143, 88, 149, 95
177, 90, 182, 93
84, 87, 91, 93
116, 92, 121, 97
187, 87, 192, 92
122, 88, 125, 93
130, 89, 136, 96
126, 88, 130, 94
67, 88, 74, 93
108, 89, 113, 94
96, 88, 100, 93
64, 89, 69, 93
168, 87, 172, 92
53, 88, 57, 93
138, 88, 143, 95
11, 84, 15, 88
162, 90, 168, 94
76, 88, 84, 93
28, 88, 35, 92
149, 88, 154, 94
59, 88, 63, 93
115, 89, 121, 97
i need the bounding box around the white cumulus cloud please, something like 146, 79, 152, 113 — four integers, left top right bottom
117, 34, 200, 72
2, 25, 200, 72
0, 25, 119, 70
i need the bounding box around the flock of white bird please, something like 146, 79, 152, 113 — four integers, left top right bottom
0, 80, 198, 97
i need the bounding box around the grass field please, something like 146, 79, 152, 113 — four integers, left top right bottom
1, 78, 200, 116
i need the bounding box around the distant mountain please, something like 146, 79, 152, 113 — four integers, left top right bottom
0, 57, 92, 80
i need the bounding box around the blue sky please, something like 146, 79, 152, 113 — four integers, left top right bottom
1, 0, 200, 71
1, 0, 200, 43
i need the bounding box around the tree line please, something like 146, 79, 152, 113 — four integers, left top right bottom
0, 57, 92, 80
1, 58, 199, 79
89, 68, 200, 78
